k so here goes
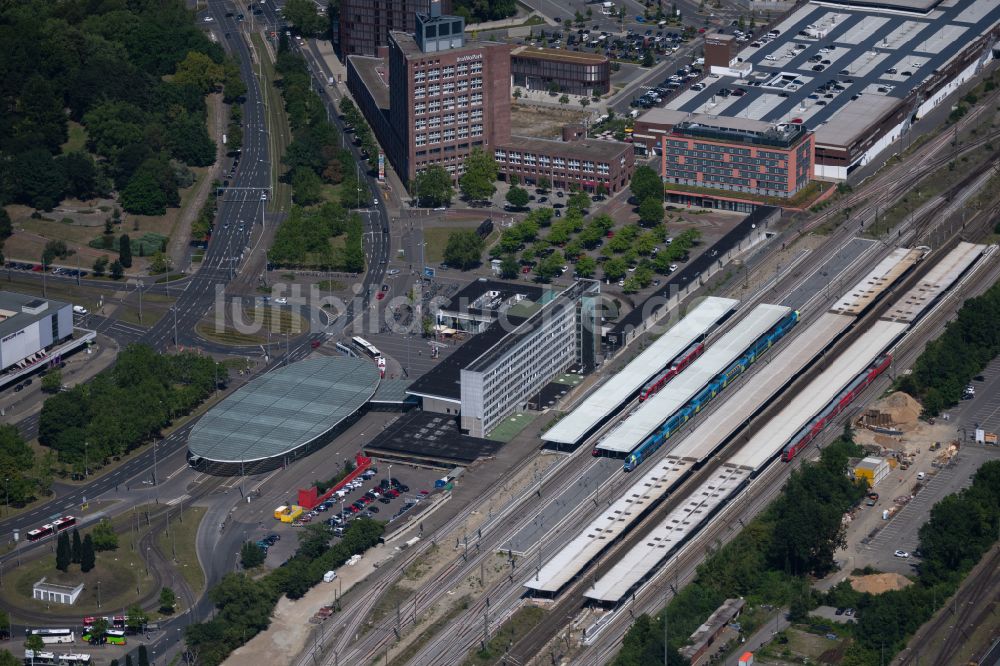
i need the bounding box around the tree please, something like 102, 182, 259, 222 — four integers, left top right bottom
91, 519, 119, 551
291, 167, 323, 206
56, 531, 71, 572
642, 51, 655, 67
137, 644, 149, 666
119, 234, 133, 268
240, 541, 266, 569
580, 97, 590, 110
71, 528, 82, 564
0, 650, 19, 666
173, 52, 224, 94
537, 176, 551, 191
11, 149, 66, 210
24, 635, 45, 653
604, 257, 628, 281
499, 255, 519, 279
41, 369, 63, 394
412, 164, 454, 207
93, 255, 109, 277
513, 88, 522, 99
559, 94, 570, 105
536, 251, 565, 282
575, 255, 597, 278
631, 165, 662, 202
443, 230, 484, 270
125, 655, 134, 666
282, 0, 328, 35
459, 148, 498, 202
80, 534, 96, 572
159, 587, 177, 614
61, 152, 104, 200
505, 185, 530, 209
126, 606, 148, 634
110, 260, 124, 280
0, 209, 11, 241
638, 197, 665, 226
567, 190, 590, 211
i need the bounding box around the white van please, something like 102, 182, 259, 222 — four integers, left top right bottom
72, 305, 89, 315
323, 570, 337, 582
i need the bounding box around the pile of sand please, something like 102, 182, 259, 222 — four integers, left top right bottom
849, 572, 913, 594
869, 392, 923, 426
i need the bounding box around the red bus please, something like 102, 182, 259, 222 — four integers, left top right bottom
27, 524, 55, 542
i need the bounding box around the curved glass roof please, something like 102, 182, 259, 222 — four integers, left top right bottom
188, 357, 380, 463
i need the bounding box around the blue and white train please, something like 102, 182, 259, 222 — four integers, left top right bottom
624, 310, 800, 471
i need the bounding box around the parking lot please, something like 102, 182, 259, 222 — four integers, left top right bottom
249, 463, 443, 566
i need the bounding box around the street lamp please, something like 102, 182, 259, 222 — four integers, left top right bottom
84, 442, 89, 478
137, 280, 144, 323
4, 477, 8, 517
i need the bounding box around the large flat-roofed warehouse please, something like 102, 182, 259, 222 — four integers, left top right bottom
187, 357, 382, 474
634, 0, 1000, 181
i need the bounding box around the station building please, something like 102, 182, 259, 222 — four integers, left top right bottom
407, 279, 601, 438
510, 46, 611, 96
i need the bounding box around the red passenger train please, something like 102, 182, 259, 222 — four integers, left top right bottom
781, 355, 892, 462
638, 343, 705, 402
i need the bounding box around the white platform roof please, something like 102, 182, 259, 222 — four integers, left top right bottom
524, 455, 694, 593
583, 465, 752, 603
828, 247, 925, 316
674, 311, 853, 463
727, 319, 907, 471
596, 304, 792, 454
543, 297, 737, 445
881, 242, 985, 323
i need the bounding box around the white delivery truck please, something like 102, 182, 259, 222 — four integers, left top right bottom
601, 1, 614, 15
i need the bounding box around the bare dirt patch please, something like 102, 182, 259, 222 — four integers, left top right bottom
509, 102, 588, 139
849, 572, 913, 594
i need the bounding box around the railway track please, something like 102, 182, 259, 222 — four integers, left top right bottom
571, 239, 1000, 666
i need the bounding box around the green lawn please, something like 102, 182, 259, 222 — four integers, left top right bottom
155, 505, 206, 608
1, 542, 155, 616
421, 226, 454, 264
195, 306, 308, 346
487, 411, 539, 443
62, 121, 88, 154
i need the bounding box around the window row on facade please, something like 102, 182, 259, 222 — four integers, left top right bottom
413, 63, 483, 80
414, 80, 483, 97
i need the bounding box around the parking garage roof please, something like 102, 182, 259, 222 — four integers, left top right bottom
187, 357, 380, 464
648, 0, 1000, 150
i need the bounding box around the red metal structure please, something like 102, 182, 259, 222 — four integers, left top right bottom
297, 453, 372, 509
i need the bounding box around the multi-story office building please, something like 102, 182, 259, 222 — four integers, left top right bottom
347, 3, 634, 190
661, 114, 814, 200
336, 0, 451, 57
494, 136, 633, 194
386, 9, 512, 183
510, 46, 610, 96
407, 280, 600, 438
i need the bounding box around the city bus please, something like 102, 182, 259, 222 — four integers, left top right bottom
25, 628, 75, 644
351, 336, 382, 359
24, 652, 92, 665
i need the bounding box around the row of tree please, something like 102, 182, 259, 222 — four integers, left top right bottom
185, 519, 384, 665
38, 345, 223, 473
0, 0, 240, 214
55, 528, 96, 573
614, 435, 867, 665
896, 276, 1000, 415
